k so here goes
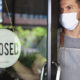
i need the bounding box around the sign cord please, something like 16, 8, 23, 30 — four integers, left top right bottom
4, 0, 15, 31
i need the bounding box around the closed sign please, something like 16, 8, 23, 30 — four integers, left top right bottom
0, 29, 21, 68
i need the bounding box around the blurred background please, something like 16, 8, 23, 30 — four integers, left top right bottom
0, 0, 48, 80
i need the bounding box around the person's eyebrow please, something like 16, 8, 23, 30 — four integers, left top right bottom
65, 5, 73, 8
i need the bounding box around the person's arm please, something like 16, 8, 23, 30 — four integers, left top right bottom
13, 61, 39, 80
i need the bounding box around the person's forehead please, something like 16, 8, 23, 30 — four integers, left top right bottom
60, 0, 77, 4
60, 0, 77, 7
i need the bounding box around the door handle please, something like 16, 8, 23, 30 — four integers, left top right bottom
40, 61, 61, 80
40, 62, 47, 80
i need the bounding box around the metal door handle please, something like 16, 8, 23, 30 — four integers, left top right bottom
52, 61, 61, 80
40, 61, 61, 80
40, 63, 47, 80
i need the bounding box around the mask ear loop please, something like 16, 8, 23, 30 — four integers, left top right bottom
4, 0, 15, 32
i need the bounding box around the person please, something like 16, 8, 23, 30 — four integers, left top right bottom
58, 0, 80, 80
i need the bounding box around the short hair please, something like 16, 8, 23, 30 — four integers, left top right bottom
76, 0, 80, 7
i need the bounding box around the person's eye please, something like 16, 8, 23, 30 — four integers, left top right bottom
67, 6, 72, 10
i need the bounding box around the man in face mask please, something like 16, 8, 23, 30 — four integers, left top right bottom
58, 0, 80, 80
59, 0, 80, 38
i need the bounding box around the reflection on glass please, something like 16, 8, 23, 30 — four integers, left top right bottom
0, 25, 47, 80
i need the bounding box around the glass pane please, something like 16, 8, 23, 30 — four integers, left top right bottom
1, 0, 48, 80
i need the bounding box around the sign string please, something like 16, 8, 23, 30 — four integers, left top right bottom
4, 0, 15, 32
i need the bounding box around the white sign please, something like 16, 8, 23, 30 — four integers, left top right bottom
0, 29, 21, 68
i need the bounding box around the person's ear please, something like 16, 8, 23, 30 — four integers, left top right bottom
77, 11, 80, 21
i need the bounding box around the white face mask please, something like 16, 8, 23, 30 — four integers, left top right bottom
59, 12, 79, 30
